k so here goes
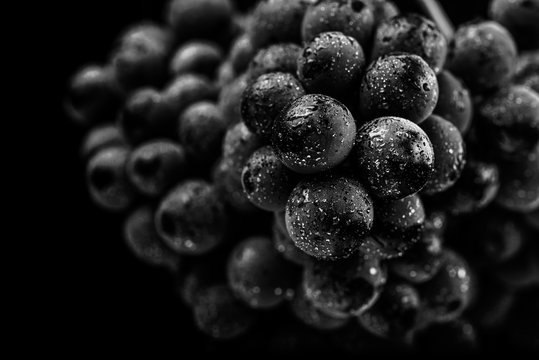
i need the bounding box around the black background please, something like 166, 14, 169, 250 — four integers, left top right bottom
44, 0, 492, 353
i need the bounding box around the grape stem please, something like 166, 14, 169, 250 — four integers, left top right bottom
415, 0, 455, 40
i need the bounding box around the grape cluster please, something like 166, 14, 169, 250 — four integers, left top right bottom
66, 0, 539, 353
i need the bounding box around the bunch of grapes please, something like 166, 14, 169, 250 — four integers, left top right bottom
65, 0, 539, 352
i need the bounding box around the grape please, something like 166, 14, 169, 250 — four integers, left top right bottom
433, 70, 473, 134
248, 0, 307, 49
119, 88, 167, 145
272, 94, 356, 174
446, 21, 517, 92
241, 72, 305, 141
123, 206, 180, 270
359, 53, 438, 124
64, 65, 123, 127
193, 284, 256, 339
302, 252, 387, 318
285, 175, 374, 260
80, 125, 126, 159
496, 146, 539, 212
272, 219, 311, 266
167, 0, 234, 43
126, 140, 187, 197
169, 41, 223, 78
477, 85, 539, 161
363, 0, 399, 26
229, 34, 256, 74
418, 249, 474, 323
489, 0, 539, 50
420, 115, 466, 195
358, 281, 421, 341
290, 283, 349, 331
111, 23, 172, 91
241, 146, 299, 211
372, 14, 448, 73
297, 31, 365, 99
428, 159, 500, 215
179, 101, 229, 164
227, 236, 300, 309
86, 146, 134, 211
353, 116, 434, 200
155, 180, 227, 255
389, 229, 444, 284
372, 194, 426, 259
246, 43, 302, 83
218, 73, 248, 125
301, 0, 375, 48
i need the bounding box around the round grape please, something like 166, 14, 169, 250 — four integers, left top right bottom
272, 94, 356, 174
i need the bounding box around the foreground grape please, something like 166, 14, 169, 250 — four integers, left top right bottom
354, 116, 435, 200
67, 0, 539, 352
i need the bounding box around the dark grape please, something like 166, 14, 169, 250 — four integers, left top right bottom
64, 65, 122, 127
363, 0, 399, 26
227, 236, 300, 309
297, 31, 365, 99
193, 284, 256, 339
123, 206, 180, 270
272, 220, 311, 266
213, 123, 263, 212
430, 159, 500, 215
285, 175, 374, 260
241, 146, 298, 211
446, 21, 517, 92
358, 281, 421, 341
158, 74, 218, 126
477, 85, 539, 161
420, 115, 466, 195
246, 43, 302, 83
301, 0, 375, 49
126, 140, 187, 197
248, 0, 307, 49
80, 125, 126, 159
218, 73, 248, 125
496, 146, 539, 212
169, 41, 223, 78
111, 23, 172, 91
272, 94, 356, 174
359, 53, 438, 124
290, 283, 349, 331
119, 88, 167, 144
302, 252, 387, 318
372, 14, 448, 73
354, 116, 434, 200
155, 180, 227, 255
179, 101, 228, 164
167, 0, 234, 43
86, 147, 134, 211
241, 72, 305, 141
372, 194, 426, 259
433, 70, 473, 134
418, 249, 474, 323
229, 34, 256, 74
489, 0, 539, 50
389, 230, 444, 284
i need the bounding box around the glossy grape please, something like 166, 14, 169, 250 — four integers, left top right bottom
354, 116, 434, 200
